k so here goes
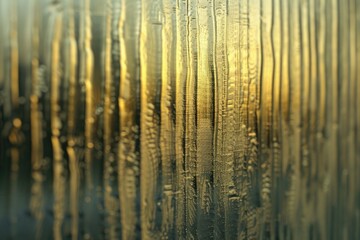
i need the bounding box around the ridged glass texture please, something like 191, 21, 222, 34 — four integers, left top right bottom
0, 0, 360, 239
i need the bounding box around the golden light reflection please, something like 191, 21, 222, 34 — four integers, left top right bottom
0, 0, 359, 239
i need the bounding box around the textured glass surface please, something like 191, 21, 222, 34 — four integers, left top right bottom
0, 0, 360, 239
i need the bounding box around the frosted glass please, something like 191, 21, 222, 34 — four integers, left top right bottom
0, 0, 359, 239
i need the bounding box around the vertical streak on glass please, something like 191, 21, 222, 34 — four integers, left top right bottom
29, 0, 44, 238
239, 0, 250, 221
118, 0, 141, 238
285, 0, 304, 233
299, 1, 311, 238
338, 0, 350, 238
65, 0, 78, 145
323, 1, 333, 239
239, 0, 256, 238
309, 1, 319, 208
355, 1, 360, 239
112, 0, 121, 141
0, 1, 5, 125
316, 0, 328, 237
226, 0, 240, 238
64, 1, 79, 238
308, 3, 321, 237
66, 0, 79, 235
0, 1, 11, 118
10, 0, 19, 113
161, 0, 176, 237
356, 0, 360, 238
103, 0, 119, 238
248, 0, 261, 238
81, 0, 94, 189
9, 120, 21, 239
348, 1, 357, 238
184, 0, 198, 238
50, 9, 64, 240
140, 0, 163, 237
312, 1, 321, 238
175, 0, 187, 238
79, 0, 95, 236
104, 0, 113, 167
67, 147, 79, 240
316, 0, 326, 138
9, 2, 20, 236
271, 0, 281, 238
111, 1, 122, 236
279, 2, 291, 238
196, 0, 214, 238
328, 0, 339, 237
288, 0, 302, 238
259, 0, 274, 237
23, 1, 33, 115
345, 0, 360, 239
213, 0, 226, 238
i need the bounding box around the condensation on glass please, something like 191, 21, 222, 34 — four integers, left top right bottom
0, 0, 359, 239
